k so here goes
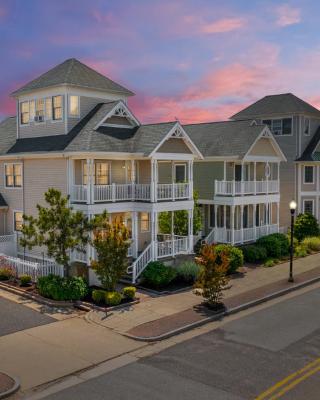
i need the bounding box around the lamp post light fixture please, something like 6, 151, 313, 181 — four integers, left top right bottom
289, 200, 297, 283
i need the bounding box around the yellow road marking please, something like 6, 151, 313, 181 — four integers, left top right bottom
255, 357, 320, 400
268, 364, 320, 399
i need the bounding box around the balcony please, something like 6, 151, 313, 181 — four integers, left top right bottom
70, 182, 190, 203
215, 180, 279, 196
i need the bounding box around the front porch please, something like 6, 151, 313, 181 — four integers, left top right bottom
205, 202, 280, 245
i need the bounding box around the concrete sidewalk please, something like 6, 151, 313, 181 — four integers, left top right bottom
87, 253, 320, 336
0, 290, 145, 394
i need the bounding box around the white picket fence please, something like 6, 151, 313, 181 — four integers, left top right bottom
0, 253, 64, 282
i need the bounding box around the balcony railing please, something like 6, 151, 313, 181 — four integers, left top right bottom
212, 224, 278, 245
71, 182, 190, 203
215, 180, 279, 196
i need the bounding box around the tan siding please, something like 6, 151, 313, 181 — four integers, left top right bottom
300, 164, 317, 192
138, 212, 151, 252
137, 160, 151, 184
111, 161, 127, 183
194, 161, 224, 200
157, 138, 192, 153
248, 137, 278, 157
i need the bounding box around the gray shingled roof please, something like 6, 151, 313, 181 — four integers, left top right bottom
11, 58, 134, 97
0, 102, 178, 156
231, 93, 320, 120
296, 126, 320, 162
183, 120, 265, 158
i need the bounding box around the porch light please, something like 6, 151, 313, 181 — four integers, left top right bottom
289, 200, 297, 212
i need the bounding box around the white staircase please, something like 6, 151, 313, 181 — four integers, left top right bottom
204, 229, 215, 245
127, 243, 153, 284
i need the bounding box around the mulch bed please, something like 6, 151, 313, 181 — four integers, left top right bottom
126, 266, 320, 340
0, 372, 15, 394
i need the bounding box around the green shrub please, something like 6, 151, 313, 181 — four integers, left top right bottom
176, 261, 201, 283
142, 261, 177, 288
263, 258, 276, 268
294, 244, 308, 258
242, 245, 267, 263
0, 267, 14, 281
215, 244, 243, 274
19, 274, 32, 286
301, 237, 320, 252
105, 291, 122, 306
92, 289, 105, 304
122, 286, 136, 300
37, 275, 88, 301
294, 213, 320, 242
257, 233, 289, 259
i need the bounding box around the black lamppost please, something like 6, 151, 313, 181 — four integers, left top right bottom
289, 200, 297, 283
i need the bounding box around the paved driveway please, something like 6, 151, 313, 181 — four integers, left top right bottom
0, 295, 55, 336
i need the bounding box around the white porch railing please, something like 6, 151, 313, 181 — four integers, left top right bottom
205, 224, 279, 245
127, 243, 153, 284
157, 235, 189, 258
72, 183, 191, 203
215, 180, 279, 196
0, 234, 17, 257
0, 254, 63, 282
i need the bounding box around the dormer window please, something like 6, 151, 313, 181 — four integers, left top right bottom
35, 99, 45, 122
20, 101, 29, 124
262, 118, 292, 135
53, 96, 62, 120
69, 95, 79, 117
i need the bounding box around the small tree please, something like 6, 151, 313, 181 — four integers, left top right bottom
194, 244, 230, 309
294, 213, 320, 241
20, 188, 92, 276
91, 212, 130, 291
158, 191, 202, 236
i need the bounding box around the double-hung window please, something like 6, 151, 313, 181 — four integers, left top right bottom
69, 95, 79, 117
95, 162, 109, 185
175, 164, 186, 183
52, 96, 63, 120
5, 164, 22, 188
141, 213, 150, 232
14, 211, 23, 232
303, 200, 314, 215
304, 166, 314, 184
20, 102, 29, 125
35, 98, 45, 122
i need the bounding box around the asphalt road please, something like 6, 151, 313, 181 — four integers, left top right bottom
0, 295, 55, 336
41, 288, 320, 400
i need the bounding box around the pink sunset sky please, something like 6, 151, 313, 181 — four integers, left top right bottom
1, 0, 320, 123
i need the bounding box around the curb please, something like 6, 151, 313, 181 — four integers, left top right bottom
0, 372, 20, 399
123, 274, 320, 342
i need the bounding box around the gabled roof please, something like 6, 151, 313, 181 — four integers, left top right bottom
183, 120, 268, 158
296, 126, 320, 162
231, 93, 320, 120
11, 58, 134, 97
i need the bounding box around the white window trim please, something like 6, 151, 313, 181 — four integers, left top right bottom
19, 101, 30, 126
4, 162, 23, 189
303, 165, 314, 184
303, 199, 314, 215
304, 117, 310, 136
13, 210, 23, 233
174, 163, 187, 182
68, 95, 80, 118
140, 212, 150, 233
81, 160, 111, 185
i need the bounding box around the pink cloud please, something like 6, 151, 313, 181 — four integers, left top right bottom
275, 4, 301, 26
0, 7, 6, 19
201, 17, 246, 34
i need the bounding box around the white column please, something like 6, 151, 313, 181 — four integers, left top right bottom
188, 159, 193, 199
266, 162, 269, 194
240, 205, 244, 244
151, 211, 158, 260
86, 158, 92, 205
223, 161, 226, 181
254, 162, 257, 195
231, 206, 235, 245
223, 205, 226, 228
253, 204, 257, 240
171, 161, 175, 201
214, 204, 218, 228
171, 211, 175, 257
132, 211, 138, 258
151, 159, 155, 202
188, 208, 193, 253
67, 158, 74, 202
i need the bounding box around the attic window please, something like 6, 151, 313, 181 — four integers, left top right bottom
53, 96, 62, 120
262, 118, 292, 136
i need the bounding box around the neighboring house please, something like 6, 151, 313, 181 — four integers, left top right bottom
231, 93, 320, 228
0, 58, 202, 283
184, 121, 286, 245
